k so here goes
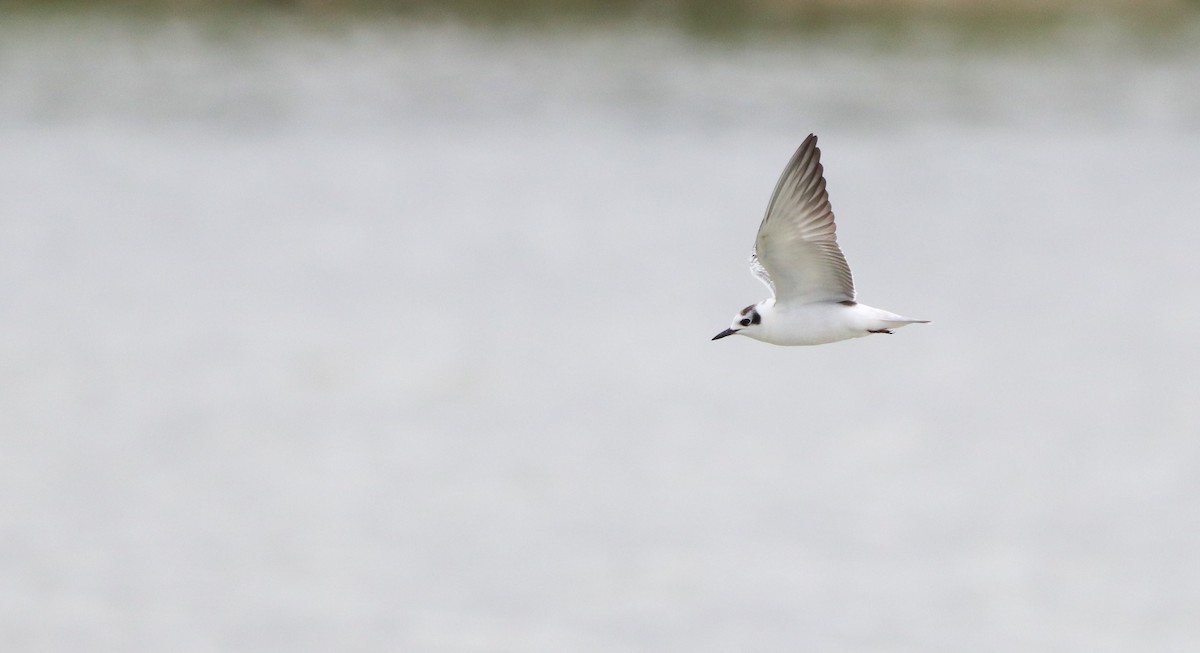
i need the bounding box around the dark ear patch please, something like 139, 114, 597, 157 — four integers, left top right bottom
750, 311, 761, 325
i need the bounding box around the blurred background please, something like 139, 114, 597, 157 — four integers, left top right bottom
2, 0, 1200, 650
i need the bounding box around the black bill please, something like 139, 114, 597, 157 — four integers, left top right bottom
711, 328, 738, 341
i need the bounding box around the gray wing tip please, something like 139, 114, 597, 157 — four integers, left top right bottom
799, 133, 818, 156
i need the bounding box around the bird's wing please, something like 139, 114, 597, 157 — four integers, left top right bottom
751, 134, 855, 305
748, 251, 775, 295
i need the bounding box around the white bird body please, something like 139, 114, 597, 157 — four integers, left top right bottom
713, 134, 928, 346
739, 298, 926, 346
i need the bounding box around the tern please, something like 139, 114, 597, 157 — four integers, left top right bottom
713, 134, 928, 346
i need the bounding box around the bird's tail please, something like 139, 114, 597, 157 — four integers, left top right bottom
877, 312, 931, 327
880, 318, 930, 330
858, 305, 930, 332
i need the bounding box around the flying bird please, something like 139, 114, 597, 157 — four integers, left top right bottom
713, 134, 928, 346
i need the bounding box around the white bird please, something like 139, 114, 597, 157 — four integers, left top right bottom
713, 134, 928, 346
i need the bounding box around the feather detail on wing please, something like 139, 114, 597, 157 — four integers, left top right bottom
751, 134, 855, 305
748, 251, 775, 295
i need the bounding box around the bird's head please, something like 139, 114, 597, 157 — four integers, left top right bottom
712, 303, 764, 341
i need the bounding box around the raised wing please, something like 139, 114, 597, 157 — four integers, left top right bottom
752, 134, 855, 305
748, 252, 774, 295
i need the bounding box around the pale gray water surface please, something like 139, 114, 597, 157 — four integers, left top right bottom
3, 12, 1200, 652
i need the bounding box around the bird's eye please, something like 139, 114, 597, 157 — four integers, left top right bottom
739, 318, 751, 327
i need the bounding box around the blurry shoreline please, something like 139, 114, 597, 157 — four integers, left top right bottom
4, 0, 1198, 41
4, 0, 1194, 19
